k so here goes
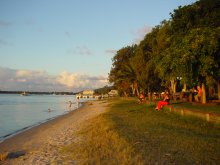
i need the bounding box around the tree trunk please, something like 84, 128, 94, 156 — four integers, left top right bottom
218, 79, 220, 100
134, 81, 139, 97
208, 86, 214, 98
201, 83, 206, 104
131, 83, 135, 96
123, 91, 128, 97
183, 83, 187, 92
148, 92, 152, 101
148, 88, 152, 101
170, 79, 177, 94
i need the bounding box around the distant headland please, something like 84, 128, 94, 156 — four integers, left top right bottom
0, 91, 77, 95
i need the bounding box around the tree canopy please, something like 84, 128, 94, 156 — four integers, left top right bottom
109, 0, 220, 101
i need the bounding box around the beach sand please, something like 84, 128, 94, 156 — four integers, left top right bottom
0, 100, 108, 164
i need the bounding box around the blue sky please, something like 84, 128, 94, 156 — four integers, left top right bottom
0, 0, 196, 92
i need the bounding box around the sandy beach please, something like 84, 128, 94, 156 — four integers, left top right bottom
0, 100, 108, 164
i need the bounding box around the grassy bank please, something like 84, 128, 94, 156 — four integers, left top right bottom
168, 101, 220, 114
62, 98, 220, 164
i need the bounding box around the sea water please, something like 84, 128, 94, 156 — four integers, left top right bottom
0, 94, 81, 142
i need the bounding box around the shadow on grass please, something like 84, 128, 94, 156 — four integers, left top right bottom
169, 101, 220, 114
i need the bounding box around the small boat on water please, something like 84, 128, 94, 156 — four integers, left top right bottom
20, 92, 30, 96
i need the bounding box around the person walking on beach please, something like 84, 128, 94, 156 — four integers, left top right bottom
76, 96, 80, 109
68, 100, 73, 110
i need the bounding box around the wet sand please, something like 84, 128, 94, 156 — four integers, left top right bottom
0, 100, 108, 164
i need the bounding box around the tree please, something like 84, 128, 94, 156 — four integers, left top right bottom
108, 0, 220, 101
168, 0, 220, 102
109, 45, 137, 96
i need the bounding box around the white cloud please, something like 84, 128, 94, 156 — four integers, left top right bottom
131, 25, 152, 44
66, 45, 93, 56
16, 78, 27, 82
0, 20, 11, 27
57, 71, 108, 89
16, 69, 45, 78
16, 70, 33, 77
0, 39, 13, 46
25, 17, 36, 26
0, 67, 108, 92
57, 71, 78, 88
105, 49, 117, 55
64, 31, 71, 38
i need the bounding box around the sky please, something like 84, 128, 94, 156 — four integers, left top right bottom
0, 0, 197, 92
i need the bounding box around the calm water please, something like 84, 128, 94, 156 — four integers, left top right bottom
0, 94, 81, 142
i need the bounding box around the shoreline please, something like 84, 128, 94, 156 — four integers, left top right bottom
0, 111, 67, 143
0, 100, 108, 164
0, 103, 83, 143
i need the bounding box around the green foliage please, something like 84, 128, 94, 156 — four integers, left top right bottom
109, 45, 137, 96
94, 86, 114, 95
108, 0, 220, 96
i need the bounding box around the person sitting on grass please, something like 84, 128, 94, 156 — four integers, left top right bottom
138, 92, 145, 103
155, 93, 170, 110
194, 85, 202, 102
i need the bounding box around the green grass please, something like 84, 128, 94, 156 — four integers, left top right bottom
62, 111, 142, 164
62, 98, 220, 164
169, 101, 220, 114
